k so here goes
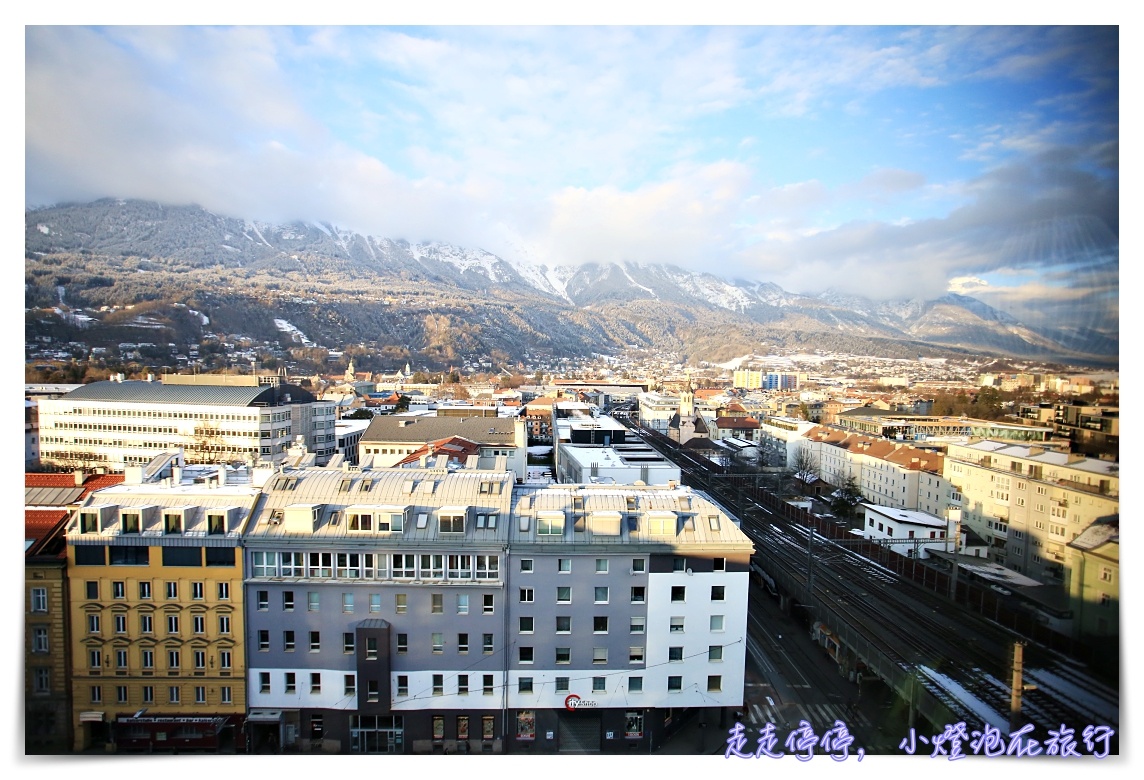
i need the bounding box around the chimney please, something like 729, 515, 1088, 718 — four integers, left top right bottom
172, 467, 183, 484
73, 470, 86, 486
217, 466, 227, 487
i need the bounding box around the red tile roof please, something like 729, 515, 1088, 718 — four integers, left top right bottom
25, 509, 69, 552
25, 472, 124, 499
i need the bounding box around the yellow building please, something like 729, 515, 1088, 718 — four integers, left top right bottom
1067, 516, 1119, 639
65, 455, 260, 752
943, 441, 1118, 588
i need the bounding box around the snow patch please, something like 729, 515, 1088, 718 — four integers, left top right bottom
37, 224, 50, 235
274, 319, 314, 347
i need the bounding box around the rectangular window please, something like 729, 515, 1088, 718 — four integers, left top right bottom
519, 587, 534, 603
32, 627, 49, 653
370, 593, 381, 613
631, 558, 646, 573
457, 674, 469, 695
165, 581, 178, 599
595, 558, 609, 573
117, 685, 129, 704
629, 646, 645, 663
257, 590, 269, 611
193, 615, 205, 634
310, 673, 321, 694
397, 675, 408, 697
344, 674, 356, 696
142, 650, 154, 670
670, 617, 685, 633
308, 591, 320, 612
630, 586, 646, 603
707, 675, 722, 692
518, 677, 533, 694
217, 582, 230, 600
31, 587, 48, 612
343, 593, 355, 613
557, 586, 571, 603
594, 616, 609, 633
343, 632, 355, 654
556, 616, 571, 633
483, 594, 494, 614
284, 672, 296, 694
713, 557, 726, 571
478, 674, 493, 696
221, 686, 232, 704
192, 581, 204, 600
628, 677, 643, 693
520, 558, 534, 573
458, 633, 469, 653
259, 672, 271, 694
558, 557, 571, 573
282, 590, 295, 611
395, 593, 407, 614
669, 646, 684, 662
194, 650, 206, 670
519, 616, 534, 634
431, 593, 443, 614
709, 645, 723, 662
115, 614, 127, 634
594, 586, 608, 603
397, 633, 408, 654
483, 716, 495, 740
555, 677, 569, 693
483, 633, 494, 654
556, 647, 571, 664
87, 614, 100, 634
668, 676, 682, 692
711, 585, 725, 601
432, 632, 444, 653
167, 650, 180, 670
592, 647, 608, 664
111, 582, 125, 600
710, 614, 725, 632
630, 616, 645, 634
671, 585, 686, 602
142, 686, 154, 704
309, 631, 321, 652
89, 649, 102, 669
284, 630, 295, 652
431, 674, 444, 696
592, 677, 606, 692
218, 615, 231, 634
90, 685, 102, 704
367, 680, 379, 703
519, 646, 534, 664
258, 630, 270, 651
116, 649, 128, 669
139, 581, 152, 600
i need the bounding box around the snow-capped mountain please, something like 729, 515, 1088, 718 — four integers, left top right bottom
24, 199, 1117, 365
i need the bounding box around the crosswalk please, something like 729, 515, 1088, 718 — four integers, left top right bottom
746, 702, 871, 732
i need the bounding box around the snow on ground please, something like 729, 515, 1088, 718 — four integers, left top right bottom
918, 665, 1007, 731
273, 319, 314, 347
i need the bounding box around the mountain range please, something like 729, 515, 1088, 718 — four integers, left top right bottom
24, 199, 1117, 369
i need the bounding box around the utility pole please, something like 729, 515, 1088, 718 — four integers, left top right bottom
1009, 641, 1036, 731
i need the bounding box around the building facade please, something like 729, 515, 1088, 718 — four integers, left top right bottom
241, 463, 753, 754
38, 378, 337, 471
943, 441, 1119, 586
358, 416, 527, 483
64, 457, 259, 752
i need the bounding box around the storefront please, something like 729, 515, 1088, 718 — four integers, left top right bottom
112, 715, 241, 753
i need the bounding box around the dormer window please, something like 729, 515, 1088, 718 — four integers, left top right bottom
349, 513, 373, 531
358, 479, 374, 492
121, 513, 141, 534
163, 513, 182, 535
80, 512, 99, 534
207, 514, 225, 535
439, 510, 465, 534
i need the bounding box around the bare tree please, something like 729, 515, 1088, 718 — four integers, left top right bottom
788, 443, 820, 496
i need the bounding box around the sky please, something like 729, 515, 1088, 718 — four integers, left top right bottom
24, 21, 1119, 338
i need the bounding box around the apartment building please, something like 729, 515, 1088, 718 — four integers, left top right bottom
241, 463, 753, 754
38, 377, 337, 471
64, 456, 260, 751
1066, 517, 1119, 639
942, 441, 1119, 587
637, 392, 681, 435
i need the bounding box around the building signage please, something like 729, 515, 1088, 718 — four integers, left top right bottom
564, 694, 599, 711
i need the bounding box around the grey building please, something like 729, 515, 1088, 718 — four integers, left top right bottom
241, 461, 753, 754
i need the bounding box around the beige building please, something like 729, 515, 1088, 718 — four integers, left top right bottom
358, 415, 528, 483
942, 441, 1118, 587
1066, 517, 1118, 639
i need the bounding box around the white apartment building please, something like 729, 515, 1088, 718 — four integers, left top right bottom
38, 378, 337, 471
637, 392, 680, 435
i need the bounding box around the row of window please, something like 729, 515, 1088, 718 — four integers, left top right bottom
79, 580, 229, 602
251, 552, 500, 580
81, 647, 234, 672
255, 590, 497, 615
84, 684, 233, 705
82, 611, 233, 637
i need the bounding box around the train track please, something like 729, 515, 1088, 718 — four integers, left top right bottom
619, 415, 1120, 736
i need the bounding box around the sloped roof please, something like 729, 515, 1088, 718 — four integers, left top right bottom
395, 436, 483, 467
362, 415, 517, 445
715, 416, 760, 429
25, 473, 124, 505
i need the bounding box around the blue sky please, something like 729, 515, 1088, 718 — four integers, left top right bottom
24, 22, 1118, 338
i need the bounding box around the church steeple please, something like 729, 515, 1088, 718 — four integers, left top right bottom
344, 358, 356, 383
680, 371, 694, 418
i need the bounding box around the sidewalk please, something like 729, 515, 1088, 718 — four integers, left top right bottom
656, 709, 732, 756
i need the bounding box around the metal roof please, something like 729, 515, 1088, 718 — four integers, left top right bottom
361, 415, 517, 445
